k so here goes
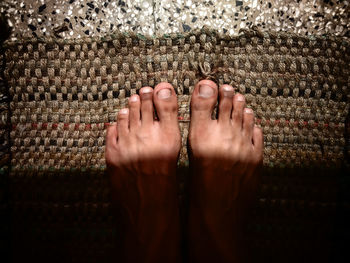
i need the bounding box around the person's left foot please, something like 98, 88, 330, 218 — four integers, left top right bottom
105, 82, 181, 262
106, 82, 181, 177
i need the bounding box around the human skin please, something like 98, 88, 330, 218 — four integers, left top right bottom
187, 80, 263, 263
105, 80, 263, 263
105, 82, 182, 263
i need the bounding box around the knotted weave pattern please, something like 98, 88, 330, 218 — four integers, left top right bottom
4, 29, 350, 171
1, 28, 350, 263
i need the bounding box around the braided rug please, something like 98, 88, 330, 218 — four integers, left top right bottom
1, 28, 350, 262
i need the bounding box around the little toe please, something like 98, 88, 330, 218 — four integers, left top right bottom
153, 82, 178, 127
231, 93, 246, 129
117, 108, 129, 139
242, 108, 254, 141
218, 85, 234, 124
128, 94, 141, 130
190, 80, 218, 124
105, 124, 117, 149
252, 126, 264, 157
139, 87, 154, 126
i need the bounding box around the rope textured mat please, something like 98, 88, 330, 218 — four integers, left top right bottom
3, 28, 350, 170
1, 28, 350, 262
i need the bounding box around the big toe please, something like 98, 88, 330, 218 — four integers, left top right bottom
190, 80, 218, 124
153, 82, 178, 127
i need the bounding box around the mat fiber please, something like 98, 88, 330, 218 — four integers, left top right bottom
1, 28, 350, 262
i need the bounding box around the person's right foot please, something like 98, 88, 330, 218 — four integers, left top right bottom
188, 79, 263, 262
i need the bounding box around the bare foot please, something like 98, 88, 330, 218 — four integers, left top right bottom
105, 82, 181, 263
188, 80, 263, 263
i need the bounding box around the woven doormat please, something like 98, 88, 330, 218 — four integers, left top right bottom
3, 28, 350, 171
1, 28, 350, 263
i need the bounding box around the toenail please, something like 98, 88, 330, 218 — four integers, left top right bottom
236, 94, 245, 102
223, 85, 234, 97
129, 96, 138, 102
157, 88, 172, 99
244, 108, 253, 114
119, 108, 129, 114
199, 84, 215, 98
141, 87, 153, 94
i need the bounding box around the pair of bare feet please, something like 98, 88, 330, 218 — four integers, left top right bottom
105, 79, 263, 263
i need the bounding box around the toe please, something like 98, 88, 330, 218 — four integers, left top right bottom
153, 82, 178, 126
218, 85, 234, 124
190, 80, 218, 124
117, 108, 129, 139
231, 93, 246, 129
129, 95, 141, 130
105, 124, 120, 167
140, 87, 154, 126
252, 125, 264, 162
242, 108, 254, 141
105, 124, 117, 149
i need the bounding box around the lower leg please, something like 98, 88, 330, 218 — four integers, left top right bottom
188, 80, 263, 263
105, 83, 182, 263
